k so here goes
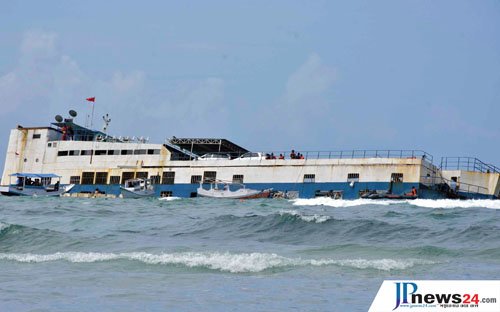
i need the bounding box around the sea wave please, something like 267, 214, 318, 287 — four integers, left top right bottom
292, 198, 500, 209
408, 199, 500, 209
158, 197, 181, 201
278, 210, 332, 223
0, 222, 10, 232
292, 198, 397, 207
0, 251, 435, 273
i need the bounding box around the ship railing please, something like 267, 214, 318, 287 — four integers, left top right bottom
237, 149, 433, 162
440, 157, 500, 174
422, 175, 489, 195
188, 149, 433, 161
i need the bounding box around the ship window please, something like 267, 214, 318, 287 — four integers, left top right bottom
33, 134, 41, 139
95, 172, 108, 184
150, 175, 161, 184
233, 174, 244, 184
95, 150, 107, 156
122, 172, 135, 182
161, 191, 173, 197
57, 151, 69, 157
134, 149, 147, 155
136, 172, 148, 179
162, 172, 175, 184
81, 172, 95, 185
347, 173, 360, 182
191, 175, 202, 184
107, 150, 120, 155
203, 171, 217, 183
121, 150, 133, 155
391, 173, 404, 183
47, 143, 52, 147
303, 174, 315, 183
81, 150, 93, 156
110, 176, 121, 184
147, 149, 160, 155
52, 142, 57, 148
70, 176, 81, 184
69, 150, 80, 156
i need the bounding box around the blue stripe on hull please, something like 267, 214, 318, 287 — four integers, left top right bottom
70, 182, 452, 199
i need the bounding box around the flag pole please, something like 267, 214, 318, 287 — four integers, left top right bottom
86, 97, 96, 129
91, 102, 95, 129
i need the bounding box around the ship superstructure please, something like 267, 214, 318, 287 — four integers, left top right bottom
1, 114, 499, 199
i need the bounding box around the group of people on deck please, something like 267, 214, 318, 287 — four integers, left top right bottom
265, 150, 305, 160
289, 150, 304, 159
61, 125, 74, 141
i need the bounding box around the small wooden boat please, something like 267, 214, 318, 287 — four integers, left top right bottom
0, 173, 74, 196
197, 180, 271, 199
120, 178, 155, 198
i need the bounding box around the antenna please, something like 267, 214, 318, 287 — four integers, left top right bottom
102, 114, 111, 134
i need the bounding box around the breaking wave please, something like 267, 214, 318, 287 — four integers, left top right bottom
278, 210, 331, 223
408, 199, 500, 209
158, 197, 181, 201
292, 198, 500, 209
293, 198, 396, 207
0, 222, 10, 232
0, 251, 435, 273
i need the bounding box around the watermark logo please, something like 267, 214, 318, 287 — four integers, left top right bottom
369, 280, 500, 312
394, 282, 418, 310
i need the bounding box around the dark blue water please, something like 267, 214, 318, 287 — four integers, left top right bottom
1, 196, 499, 311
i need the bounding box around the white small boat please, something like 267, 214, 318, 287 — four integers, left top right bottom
120, 178, 155, 198
0, 173, 74, 196
197, 180, 271, 199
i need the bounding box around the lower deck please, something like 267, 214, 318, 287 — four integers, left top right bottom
65, 181, 496, 200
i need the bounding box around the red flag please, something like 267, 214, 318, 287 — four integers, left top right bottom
86, 97, 95, 102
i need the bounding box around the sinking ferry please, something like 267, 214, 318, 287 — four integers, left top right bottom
1, 110, 499, 199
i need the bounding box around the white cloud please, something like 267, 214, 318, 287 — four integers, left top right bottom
0, 30, 146, 121
20, 30, 58, 62
0, 30, 232, 142
284, 53, 335, 104
111, 71, 145, 94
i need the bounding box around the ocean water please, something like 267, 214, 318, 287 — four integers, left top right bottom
1, 196, 499, 311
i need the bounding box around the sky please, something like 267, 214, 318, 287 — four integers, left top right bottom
1, 0, 499, 170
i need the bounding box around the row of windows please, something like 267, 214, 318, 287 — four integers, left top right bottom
303, 173, 404, 183
57, 149, 161, 157
70, 172, 404, 185
75, 172, 168, 185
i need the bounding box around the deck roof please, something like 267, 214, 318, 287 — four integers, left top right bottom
168, 137, 249, 157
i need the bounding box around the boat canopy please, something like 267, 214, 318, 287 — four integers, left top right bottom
166, 137, 249, 160
9, 173, 61, 178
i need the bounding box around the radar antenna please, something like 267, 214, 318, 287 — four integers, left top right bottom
102, 114, 111, 134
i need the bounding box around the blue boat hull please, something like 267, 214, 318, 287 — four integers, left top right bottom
65, 181, 494, 199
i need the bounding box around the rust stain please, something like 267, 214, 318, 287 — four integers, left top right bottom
17, 129, 28, 172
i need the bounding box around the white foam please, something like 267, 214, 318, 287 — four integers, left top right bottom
292, 198, 500, 209
314, 258, 436, 271
158, 197, 181, 201
408, 199, 500, 209
278, 209, 331, 223
0, 222, 10, 231
292, 198, 396, 207
0, 251, 435, 272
